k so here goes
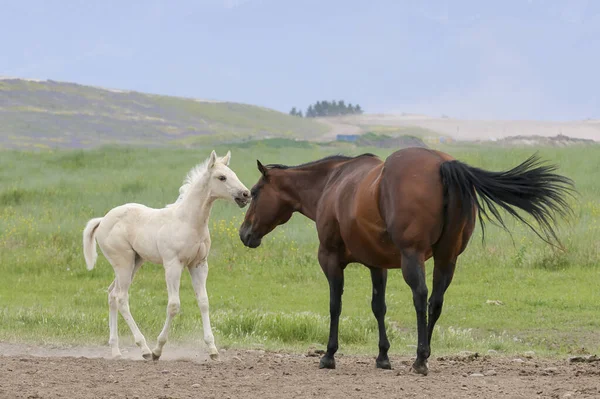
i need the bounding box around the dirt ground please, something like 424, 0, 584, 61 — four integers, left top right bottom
1, 344, 599, 399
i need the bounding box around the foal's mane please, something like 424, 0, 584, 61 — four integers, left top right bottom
166, 157, 212, 207
265, 153, 377, 170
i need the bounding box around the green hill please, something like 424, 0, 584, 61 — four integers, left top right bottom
0, 78, 328, 149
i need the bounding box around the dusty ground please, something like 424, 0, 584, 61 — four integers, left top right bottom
1, 344, 599, 399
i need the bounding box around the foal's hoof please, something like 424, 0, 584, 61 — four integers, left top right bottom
152, 352, 161, 361
209, 353, 219, 361
142, 352, 154, 361
411, 361, 429, 376
319, 356, 336, 369
376, 359, 392, 370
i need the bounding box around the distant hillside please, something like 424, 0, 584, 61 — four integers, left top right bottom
0, 78, 328, 149
321, 114, 600, 142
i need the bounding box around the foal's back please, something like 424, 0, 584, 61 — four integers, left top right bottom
95, 202, 174, 265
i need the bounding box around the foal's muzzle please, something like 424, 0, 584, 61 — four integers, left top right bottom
234, 189, 251, 208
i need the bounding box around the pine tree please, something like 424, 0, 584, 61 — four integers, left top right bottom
314, 101, 323, 117
289, 107, 297, 116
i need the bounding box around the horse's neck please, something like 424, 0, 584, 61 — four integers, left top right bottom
175, 175, 215, 230
285, 168, 332, 220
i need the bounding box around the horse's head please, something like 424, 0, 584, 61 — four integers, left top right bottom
207, 150, 251, 208
239, 160, 295, 248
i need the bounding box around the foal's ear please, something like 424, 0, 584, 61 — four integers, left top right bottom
208, 150, 218, 168
221, 150, 231, 166
257, 160, 268, 177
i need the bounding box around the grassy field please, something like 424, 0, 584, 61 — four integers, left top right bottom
0, 142, 599, 358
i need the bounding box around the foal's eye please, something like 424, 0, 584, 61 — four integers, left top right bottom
218, 176, 226, 181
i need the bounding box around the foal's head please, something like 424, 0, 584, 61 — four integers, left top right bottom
239, 160, 296, 248
206, 150, 251, 207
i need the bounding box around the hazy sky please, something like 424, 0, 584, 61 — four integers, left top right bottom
1, 0, 599, 120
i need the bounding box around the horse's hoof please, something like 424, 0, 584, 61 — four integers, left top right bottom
112, 353, 123, 360
412, 361, 429, 376
142, 352, 153, 361
209, 353, 219, 361
152, 352, 161, 361
319, 356, 336, 369
376, 359, 392, 370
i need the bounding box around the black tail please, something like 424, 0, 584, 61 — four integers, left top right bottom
439, 154, 576, 248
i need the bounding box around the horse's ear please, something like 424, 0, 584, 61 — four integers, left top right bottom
257, 160, 268, 177
221, 150, 231, 166
208, 150, 217, 168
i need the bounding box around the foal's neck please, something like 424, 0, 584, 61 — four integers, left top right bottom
175, 173, 215, 229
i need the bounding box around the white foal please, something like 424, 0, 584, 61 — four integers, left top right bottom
82, 150, 250, 361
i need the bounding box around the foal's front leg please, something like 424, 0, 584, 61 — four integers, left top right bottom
189, 260, 219, 360
152, 259, 184, 360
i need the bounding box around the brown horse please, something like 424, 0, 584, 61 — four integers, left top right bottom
239, 147, 574, 375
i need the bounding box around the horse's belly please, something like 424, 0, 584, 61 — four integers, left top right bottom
341, 221, 402, 268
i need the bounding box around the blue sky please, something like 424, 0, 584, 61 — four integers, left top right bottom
1, 0, 599, 120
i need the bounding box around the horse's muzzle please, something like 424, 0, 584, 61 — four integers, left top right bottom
239, 224, 262, 248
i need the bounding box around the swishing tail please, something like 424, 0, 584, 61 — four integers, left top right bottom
83, 217, 102, 270
439, 154, 575, 248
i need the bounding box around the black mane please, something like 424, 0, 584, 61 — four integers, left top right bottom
266, 153, 377, 170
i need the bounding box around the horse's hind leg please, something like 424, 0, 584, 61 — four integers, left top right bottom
112, 253, 153, 360
427, 255, 457, 345
369, 267, 391, 369
108, 256, 144, 359
400, 250, 430, 375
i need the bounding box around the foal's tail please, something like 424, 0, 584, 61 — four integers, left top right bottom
439, 155, 575, 248
83, 217, 102, 270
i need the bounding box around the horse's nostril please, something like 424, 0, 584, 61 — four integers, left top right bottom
242, 191, 250, 198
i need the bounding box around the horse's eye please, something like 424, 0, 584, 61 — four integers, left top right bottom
218, 176, 226, 181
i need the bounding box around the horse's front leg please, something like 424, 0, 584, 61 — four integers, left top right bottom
318, 247, 345, 369
189, 260, 219, 360
152, 259, 184, 360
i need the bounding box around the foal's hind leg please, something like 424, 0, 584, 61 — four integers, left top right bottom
113, 254, 153, 360
107, 280, 120, 358
400, 250, 430, 375
369, 267, 391, 369
108, 256, 144, 358
152, 259, 184, 360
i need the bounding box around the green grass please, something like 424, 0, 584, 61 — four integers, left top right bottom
0, 143, 599, 358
